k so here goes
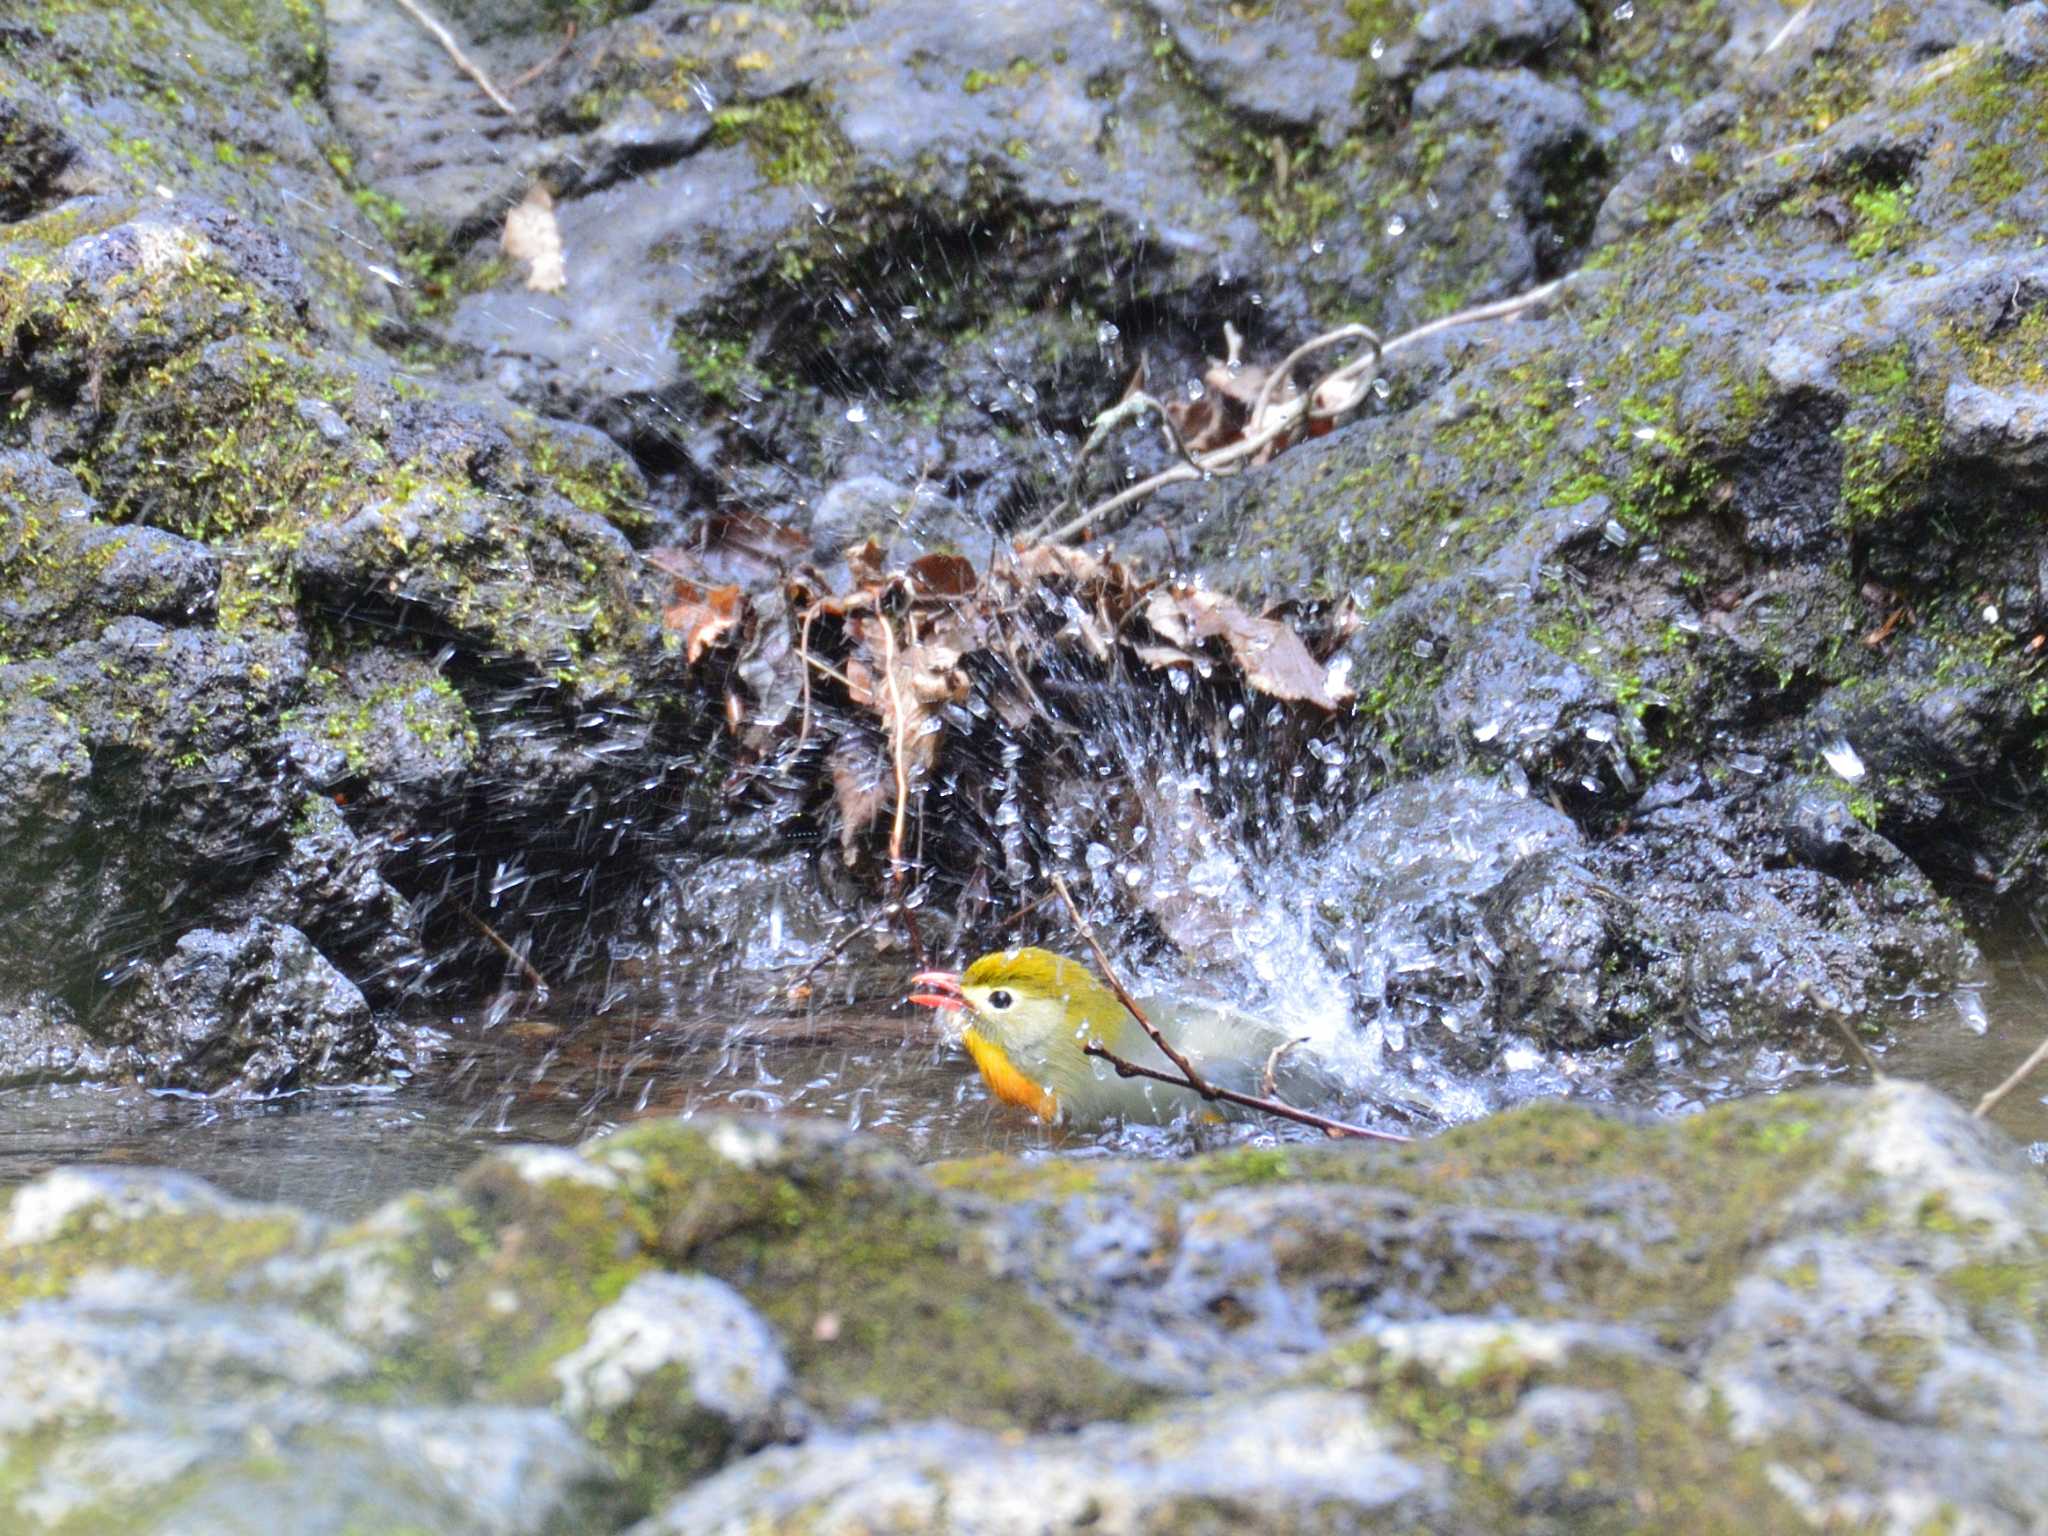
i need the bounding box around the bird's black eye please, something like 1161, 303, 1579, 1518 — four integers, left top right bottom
987, 989, 1014, 1010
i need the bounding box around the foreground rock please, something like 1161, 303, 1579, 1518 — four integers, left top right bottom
1, 1081, 2043, 1532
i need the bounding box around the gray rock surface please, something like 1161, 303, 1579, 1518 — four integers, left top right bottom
0, 1085, 2040, 1532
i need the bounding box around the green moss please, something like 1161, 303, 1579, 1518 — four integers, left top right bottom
708, 92, 849, 187
1947, 306, 2048, 392
323, 1123, 1153, 1437
1845, 182, 1915, 262
0, 1200, 307, 1314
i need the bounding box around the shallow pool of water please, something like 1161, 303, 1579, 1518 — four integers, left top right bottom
3, 938, 2043, 1218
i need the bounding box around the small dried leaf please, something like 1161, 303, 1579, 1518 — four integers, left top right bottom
1132, 643, 1195, 670
828, 743, 887, 863
843, 654, 878, 710
1154, 586, 1356, 711
844, 539, 888, 588
908, 552, 978, 596
503, 184, 566, 293
1143, 588, 1194, 649
662, 580, 747, 664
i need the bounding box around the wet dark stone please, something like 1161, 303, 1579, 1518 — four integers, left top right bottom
104, 919, 382, 1093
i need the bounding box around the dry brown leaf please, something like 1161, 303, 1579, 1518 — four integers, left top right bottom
843, 652, 878, 710
662, 580, 747, 664
503, 184, 566, 293
1142, 588, 1193, 650
828, 743, 887, 864
1012, 542, 1113, 586
844, 539, 888, 588
908, 552, 977, 596
1149, 586, 1355, 711
1131, 642, 1195, 670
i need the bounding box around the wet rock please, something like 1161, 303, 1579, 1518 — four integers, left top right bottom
1151, 1, 1365, 133
802, 475, 991, 572
279, 649, 477, 820
0, 621, 309, 1010
0, 453, 220, 650
2007, 0, 2048, 68
2, 1087, 2044, 1531
1411, 0, 1585, 71
637, 1389, 1442, 1535
240, 799, 428, 1009
554, 1272, 802, 1474
1436, 631, 1638, 803
0, 1281, 612, 1535
0, 992, 129, 1088
1482, 853, 1620, 1052
104, 920, 382, 1093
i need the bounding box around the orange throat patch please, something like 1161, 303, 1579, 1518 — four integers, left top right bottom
962, 1028, 1059, 1123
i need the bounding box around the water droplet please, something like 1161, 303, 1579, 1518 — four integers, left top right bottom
1983, 603, 2001, 624
1730, 751, 1768, 777
845, 403, 867, 423
1185, 378, 1206, 401
1601, 518, 1631, 547
1368, 35, 1386, 57
1668, 142, 1690, 166
1371, 376, 1391, 400
1085, 841, 1115, 870
1228, 703, 1246, 727
1384, 214, 1407, 238
1472, 719, 1502, 743
1612, 0, 1634, 18
1310, 238, 1326, 255
1096, 320, 1121, 345
1307, 738, 1347, 766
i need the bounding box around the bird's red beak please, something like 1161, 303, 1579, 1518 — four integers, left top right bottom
907, 969, 965, 1011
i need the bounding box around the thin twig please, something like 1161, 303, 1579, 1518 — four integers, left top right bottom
1045, 271, 1577, 546
391, 0, 522, 117
795, 599, 823, 749
1262, 1035, 1311, 1098
1082, 1043, 1410, 1143
1054, 392, 1201, 531
993, 888, 1058, 934
1048, 874, 1409, 1143
785, 906, 890, 1000
1380, 272, 1575, 360
1048, 873, 1206, 1085
1247, 323, 1381, 439
459, 904, 550, 998
879, 611, 912, 878
1831, 1013, 1881, 1079
1976, 1030, 2048, 1119
509, 19, 577, 89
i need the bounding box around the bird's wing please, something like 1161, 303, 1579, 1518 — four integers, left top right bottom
1140, 995, 1344, 1103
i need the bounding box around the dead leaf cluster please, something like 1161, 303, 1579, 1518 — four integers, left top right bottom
648, 528, 1357, 886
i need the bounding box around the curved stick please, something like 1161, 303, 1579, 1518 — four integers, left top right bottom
1048, 874, 1410, 1143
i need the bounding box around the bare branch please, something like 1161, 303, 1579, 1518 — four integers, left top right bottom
1082, 1042, 1411, 1143
1047, 272, 1578, 546
1976, 1030, 2048, 1120
1262, 1034, 1311, 1098
1049, 872, 1208, 1088
391, 0, 523, 117
1048, 873, 1410, 1143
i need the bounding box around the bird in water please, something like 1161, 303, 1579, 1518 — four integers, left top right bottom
907, 946, 1340, 1127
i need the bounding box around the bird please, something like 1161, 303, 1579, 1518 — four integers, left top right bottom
907, 946, 1340, 1127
